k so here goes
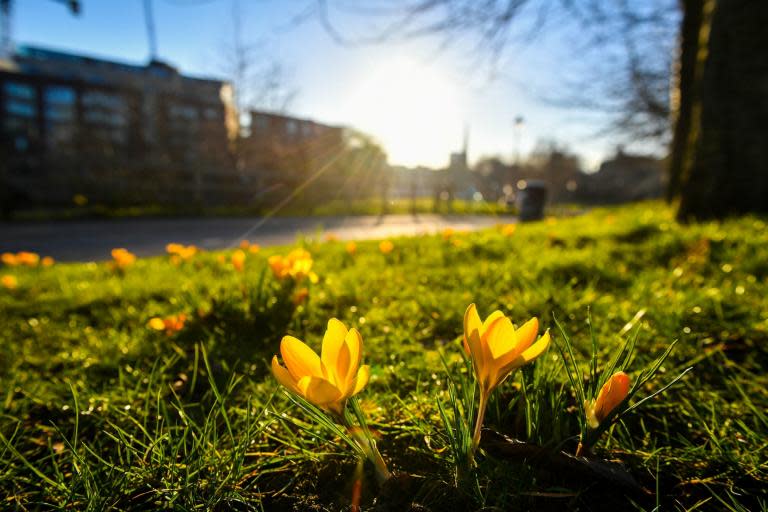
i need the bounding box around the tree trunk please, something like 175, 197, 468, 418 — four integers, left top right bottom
667, 0, 705, 201
675, 0, 768, 220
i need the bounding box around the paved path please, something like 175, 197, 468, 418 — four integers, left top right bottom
0, 214, 516, 262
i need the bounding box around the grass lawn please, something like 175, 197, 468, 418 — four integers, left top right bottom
1, 203, 766, 511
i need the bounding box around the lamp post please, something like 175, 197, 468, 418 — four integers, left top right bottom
513, 115, 524, 166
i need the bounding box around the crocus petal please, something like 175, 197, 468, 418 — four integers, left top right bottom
484, 316, 517, 359
297, 375, 342, 406
463, 303, 482, 353
321, 318, 348, 381
482, 310, 505, 332
281, 335, 325, 380
518, 330, 550, 363
336, 339, 352, 389
511, 317, 539, 358
350, 365, 370, 396
593, 371, 631, 423
344, 328, 362, 376
271, 356, 300, 394
467, 324, 491, 390
499, 331, 551, 375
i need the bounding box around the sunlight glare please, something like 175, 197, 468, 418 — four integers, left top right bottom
342, 57, 463, 168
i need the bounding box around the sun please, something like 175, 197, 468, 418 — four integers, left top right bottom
342, 57, 464, 168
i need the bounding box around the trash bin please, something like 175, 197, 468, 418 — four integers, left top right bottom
517, 180, 547, 222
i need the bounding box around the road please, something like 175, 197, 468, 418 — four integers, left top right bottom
0, 214, 516, 262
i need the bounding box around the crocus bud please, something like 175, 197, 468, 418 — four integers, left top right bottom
585, 371, 631, 429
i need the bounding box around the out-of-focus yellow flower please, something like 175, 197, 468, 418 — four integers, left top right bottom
231, 250, 246, 272
379, 240, 394, 254
147, 314, 187, 335
166, 243, 197, 263
2, 252, 48, 267
73, 194, 88, 206
584, 371, 631, 429
292, 287, 310, 305
346, 241, 357, 255
501, 224, 517, 236
2, 274, 17, 289
325, 233, 339, 242
271, 318, 370, 415
238, 240, 260, 253
451, 238, 465, 248
442, 228, 455, 240
41, 256, 55, 267
148, 317, 166, 331
546, 217, 558, 226
269, 248, 315, 282
463, 303, 551, 396
2, 253, 18, 266
268, 255, 289, 279
16, 252, 40, 267
111, 248, 136, 269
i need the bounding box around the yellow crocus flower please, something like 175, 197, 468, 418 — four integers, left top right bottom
111, 248, 136, 269
501, 224, 517, 236
269, 249, 316, 282
231, 250, 246, 272
17, 252, 40, 267
1, 253, 18, 266
464, 303, 551, 395
271, 318, 370, 415
268, 254, 290, 279
464, 303, 550, 451
166, 243, 184, 254
2, 274, 17, 289
584, 371, 631, 429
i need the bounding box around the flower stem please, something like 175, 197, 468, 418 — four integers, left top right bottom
339, 411, 392, 484
471, 391, 488, 456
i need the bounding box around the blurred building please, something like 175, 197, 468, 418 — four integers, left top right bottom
243, 111, 344, 183
388, 165, 440, 199
238, 111, 350, 207
0, 45, 238, 207
577, 147, 665, 203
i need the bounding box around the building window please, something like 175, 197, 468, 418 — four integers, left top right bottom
3, 81, 39, 154
4, 82, 36, 101
285, 119, 298, 136
5, 100, 36, 118
44, 86, 77, 151
81, 89, 130, 145
204, 107, 220, 121
169, 104, 198, 121
168, 103, 200, 160
253, 115, 269, 132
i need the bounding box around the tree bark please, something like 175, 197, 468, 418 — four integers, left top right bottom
676, 0, 768, 220
667, 0, 705, 201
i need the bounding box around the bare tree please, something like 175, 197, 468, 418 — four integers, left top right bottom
307, 0, 678, 144
309, 0, 768, 220
219, 0, 297, 132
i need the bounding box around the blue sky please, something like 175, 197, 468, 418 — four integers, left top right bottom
12, 0, 626, 169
